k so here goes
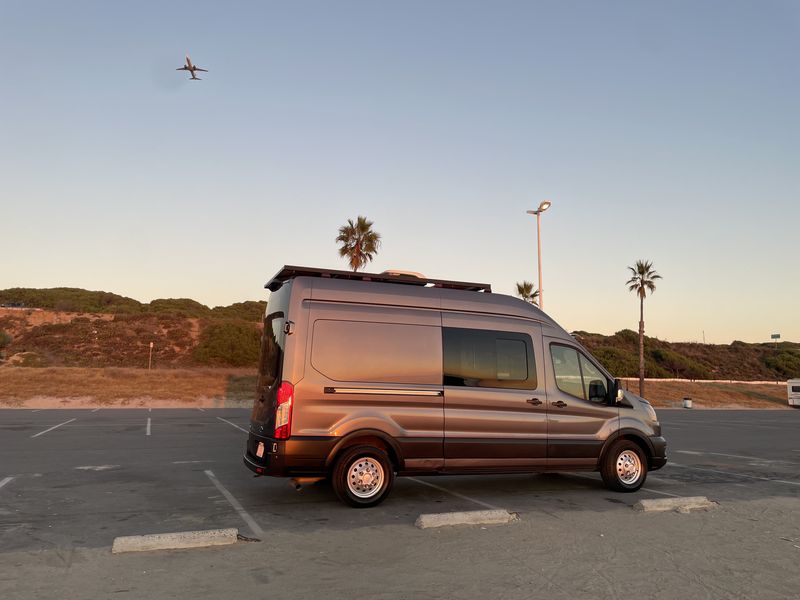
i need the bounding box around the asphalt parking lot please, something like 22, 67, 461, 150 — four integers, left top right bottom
2, 408, 799, 599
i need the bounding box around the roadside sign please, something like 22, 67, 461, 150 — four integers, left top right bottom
771, 334, 780, 340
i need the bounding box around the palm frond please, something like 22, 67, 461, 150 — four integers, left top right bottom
626, 259, 661, 298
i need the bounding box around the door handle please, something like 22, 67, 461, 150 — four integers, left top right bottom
526, 398, 542, 406
552, 400, 568, 408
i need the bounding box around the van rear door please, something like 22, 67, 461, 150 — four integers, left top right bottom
250, 285, 290, 437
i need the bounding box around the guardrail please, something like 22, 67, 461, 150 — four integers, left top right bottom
620, 377, 785, 386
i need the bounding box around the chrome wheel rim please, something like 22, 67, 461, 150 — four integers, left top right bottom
616, 450, 642, 485
347, 457, 384, 499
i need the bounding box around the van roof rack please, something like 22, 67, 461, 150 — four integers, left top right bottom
265, 265, 492, 293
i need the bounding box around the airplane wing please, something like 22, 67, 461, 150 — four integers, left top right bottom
176, 66, 189, 71
195, 67, 208, 72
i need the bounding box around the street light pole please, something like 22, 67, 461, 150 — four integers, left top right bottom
526, 201, 552, 310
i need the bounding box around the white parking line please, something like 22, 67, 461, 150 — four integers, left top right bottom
408, 477, 502, 510
216, 417, 248, 434
197, 408, 205, 412
669, 462, 800, 487
675, 450, 799, 464
641, 487, 681, 498
146, 418, 151, 436
570, 473, 682, 498
31, 409, 41, 413
75, 465, 119, 471
30, 418, 76, 438
204, 470, 264, 538
91, 408, 101, 413
0, 477, 14, 490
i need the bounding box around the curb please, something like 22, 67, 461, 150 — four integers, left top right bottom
634, 496, 718, 513
112, 528, 239, 554
415, 509, 518, 529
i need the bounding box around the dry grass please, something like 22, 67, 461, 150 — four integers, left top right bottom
0, 367, 257, 406
624, 379, 789, 409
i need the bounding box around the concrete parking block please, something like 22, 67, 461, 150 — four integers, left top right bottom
634, 496, 717, 513
415, 509, 518, 529
111, 528, 239, 554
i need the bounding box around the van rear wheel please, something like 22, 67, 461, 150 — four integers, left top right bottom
601, 439, 648, 492
332, 445, 395, 508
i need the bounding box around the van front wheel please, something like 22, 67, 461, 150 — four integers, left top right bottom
601, 440, 648, 492
332, 445, 395, 508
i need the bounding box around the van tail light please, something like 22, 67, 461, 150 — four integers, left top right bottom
274, 381, 294, 439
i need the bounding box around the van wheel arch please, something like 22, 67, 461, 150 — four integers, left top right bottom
598, 430, 653, 470
326, 430, 403, 472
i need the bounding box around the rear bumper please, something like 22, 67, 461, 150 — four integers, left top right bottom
243, 431, 335, 477
649, 435, 668, 470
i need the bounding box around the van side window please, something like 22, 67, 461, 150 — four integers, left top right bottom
550, 344, 609, 403
258, 312, 285, 391
580, 353, 608, 403
443, 328, 536, 390
550, 345, 584, 399
311, 320, 442, 385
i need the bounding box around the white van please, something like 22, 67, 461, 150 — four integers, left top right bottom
788, 380, 800, 408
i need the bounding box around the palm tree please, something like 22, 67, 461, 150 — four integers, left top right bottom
515, 281, 539, 306
336, 216, 381, 272
626, 260, 662, 398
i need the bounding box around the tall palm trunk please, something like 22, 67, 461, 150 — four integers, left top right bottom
626, 259, 661, 399
638, 295, 645, 397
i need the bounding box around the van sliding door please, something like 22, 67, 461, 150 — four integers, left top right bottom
441, 314, 547, 470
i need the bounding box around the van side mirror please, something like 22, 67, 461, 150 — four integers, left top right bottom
613, 378, 624, 405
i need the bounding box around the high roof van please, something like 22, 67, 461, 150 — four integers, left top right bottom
244, 266, 667, 507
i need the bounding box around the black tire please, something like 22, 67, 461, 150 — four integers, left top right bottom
600, 439, 648, 492
331, 445, 395, 508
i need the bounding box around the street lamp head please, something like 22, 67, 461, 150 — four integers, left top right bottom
526, 201, 552, 215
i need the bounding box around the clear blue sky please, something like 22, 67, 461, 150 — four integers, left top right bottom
1, 1, 797, 343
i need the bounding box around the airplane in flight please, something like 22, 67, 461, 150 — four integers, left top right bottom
176, 55, 208, 80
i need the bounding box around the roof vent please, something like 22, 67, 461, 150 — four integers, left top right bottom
380, 270, 426, 279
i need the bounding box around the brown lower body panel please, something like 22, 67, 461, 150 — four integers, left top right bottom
244, 433, 610, 477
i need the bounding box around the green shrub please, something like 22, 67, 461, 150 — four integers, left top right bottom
613, 329, 639, 345
763, 351, 800, 378
147, 298, 211, 318
0, 287, 142, 313
0, 330, 11, 350
590, 347, 640, 378
649, 347, 711, 379
192, 321, 260, 367
0, 287, 264, 321
211, 301, 267, 322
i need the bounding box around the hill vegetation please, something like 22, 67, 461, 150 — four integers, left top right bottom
576, 329, 800, 381
0, 287, 267, 368
0, 288, 266, 321
1, 288, 798, 380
